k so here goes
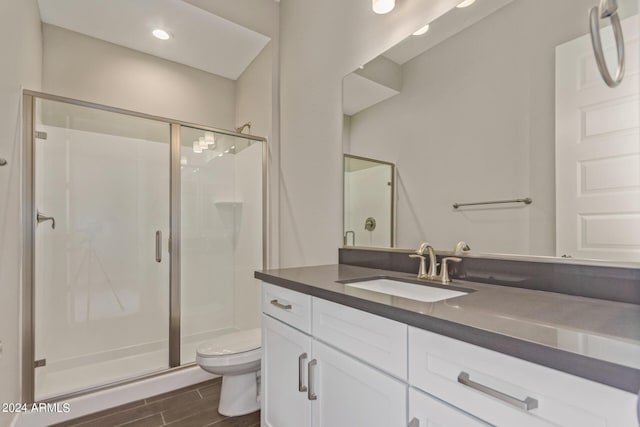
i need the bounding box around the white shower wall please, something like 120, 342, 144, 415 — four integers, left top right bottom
181, 152, 236, 348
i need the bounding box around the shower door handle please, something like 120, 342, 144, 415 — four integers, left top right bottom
155, 231, 162, 263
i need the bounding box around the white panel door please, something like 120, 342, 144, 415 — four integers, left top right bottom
310, 340, 406, 427
556, 15, 640, 261
262, 314, 312, 427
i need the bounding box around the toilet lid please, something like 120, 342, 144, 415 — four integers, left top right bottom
196, 328, 261, 357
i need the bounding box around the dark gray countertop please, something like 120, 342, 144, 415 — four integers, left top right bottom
256, 264, 640, 393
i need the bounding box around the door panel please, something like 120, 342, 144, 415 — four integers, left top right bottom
33, 98, 171, 399
556, 15, 640, 261
262, 314, 312, 427
311, 340, 406, 427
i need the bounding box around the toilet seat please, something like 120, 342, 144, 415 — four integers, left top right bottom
196, 328, 261, 368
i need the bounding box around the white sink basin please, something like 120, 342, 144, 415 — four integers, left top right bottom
345, 279, 467, 303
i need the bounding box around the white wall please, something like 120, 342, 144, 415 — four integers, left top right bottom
347, 0, 594, 255
42, 24, 236, 129
278, 0, 462, 267
0, 0, 42, 421
234, 43, 273, 329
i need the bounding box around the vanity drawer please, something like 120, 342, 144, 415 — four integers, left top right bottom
409, 387, 491, 427
409, 327, 638, 427
261, 282, 311, 333
312, 297, 407, 380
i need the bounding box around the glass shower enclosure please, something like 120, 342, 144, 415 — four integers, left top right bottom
22, 91, 266, 402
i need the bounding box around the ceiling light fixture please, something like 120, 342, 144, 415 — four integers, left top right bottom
412, 24, 430, 36
456, 0, 476, 8
372, 0, 395, 14
152, 29, 171, 40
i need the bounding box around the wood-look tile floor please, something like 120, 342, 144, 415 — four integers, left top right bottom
52, 378, 260, 427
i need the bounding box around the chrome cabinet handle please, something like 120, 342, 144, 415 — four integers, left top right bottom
36, 211, 55, 229
270, 299, 292, 310
458, 372, 538, 411
155, 230, 162, 263
408, 418, 420, 427
589, 0, 625, 88
298, 353, 308, 392
308, 359, 318, 401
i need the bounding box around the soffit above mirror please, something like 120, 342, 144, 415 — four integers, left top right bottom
37, 0, 271, 80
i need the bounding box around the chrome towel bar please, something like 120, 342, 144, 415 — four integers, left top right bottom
453, 197, 532, 209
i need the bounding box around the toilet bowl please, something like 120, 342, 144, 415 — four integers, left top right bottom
196, 328, 261, 417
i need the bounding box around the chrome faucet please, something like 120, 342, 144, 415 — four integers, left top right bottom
409, 243, 462, 284
409, 242, 437, 280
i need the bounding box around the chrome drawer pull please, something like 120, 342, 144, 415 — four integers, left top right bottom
457, 371, 538, 411
270, 299, 292, 310
308, 359, 318, 401
408, 418, 420, 427
298, 353, 308, 392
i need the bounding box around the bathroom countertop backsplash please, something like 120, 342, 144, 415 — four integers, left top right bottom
255, 263, 640, 393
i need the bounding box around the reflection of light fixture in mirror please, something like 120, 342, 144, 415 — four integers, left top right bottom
412, 24, 430, 36
180, 157, 187, 165
456, 0, 476, 8
152, 29, 171, 40
204, 132, 216, 147
193, 141, 202, 153
198, 137, 207, 149
372, 0, 395, 14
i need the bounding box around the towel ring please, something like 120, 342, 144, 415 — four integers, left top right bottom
589, 0, 625, 88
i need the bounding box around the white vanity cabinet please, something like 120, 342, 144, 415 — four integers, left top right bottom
261, 283, 407, 427
262, 282, 639, 427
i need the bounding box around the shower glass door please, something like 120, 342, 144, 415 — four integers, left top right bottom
33, 98, 171, 399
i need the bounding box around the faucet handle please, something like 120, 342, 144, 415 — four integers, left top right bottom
440, 257, 462, 284
409, 254, 428, 279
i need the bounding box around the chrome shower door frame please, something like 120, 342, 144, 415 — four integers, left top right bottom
21, 90, 268, 403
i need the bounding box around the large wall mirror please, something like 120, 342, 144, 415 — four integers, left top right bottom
342, 0, 639, 264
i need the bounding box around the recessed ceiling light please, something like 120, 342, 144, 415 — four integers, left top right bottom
412, 24, 430, 36
456, 0, 476, 8
372, 0, 395, 14
152, 29, 171, 40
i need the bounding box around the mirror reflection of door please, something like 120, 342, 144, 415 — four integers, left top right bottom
343, 155, 395, 248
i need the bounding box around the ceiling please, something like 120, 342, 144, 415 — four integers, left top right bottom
37, 0, 271, 80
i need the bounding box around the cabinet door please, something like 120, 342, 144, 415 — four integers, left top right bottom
310, 340, 406, 427
262, 314, 312, 427
409, 387, 492, 427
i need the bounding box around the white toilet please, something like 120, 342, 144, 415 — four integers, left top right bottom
196, 328, 261, 416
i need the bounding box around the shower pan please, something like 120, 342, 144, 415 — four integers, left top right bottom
21, 91, 267, 403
